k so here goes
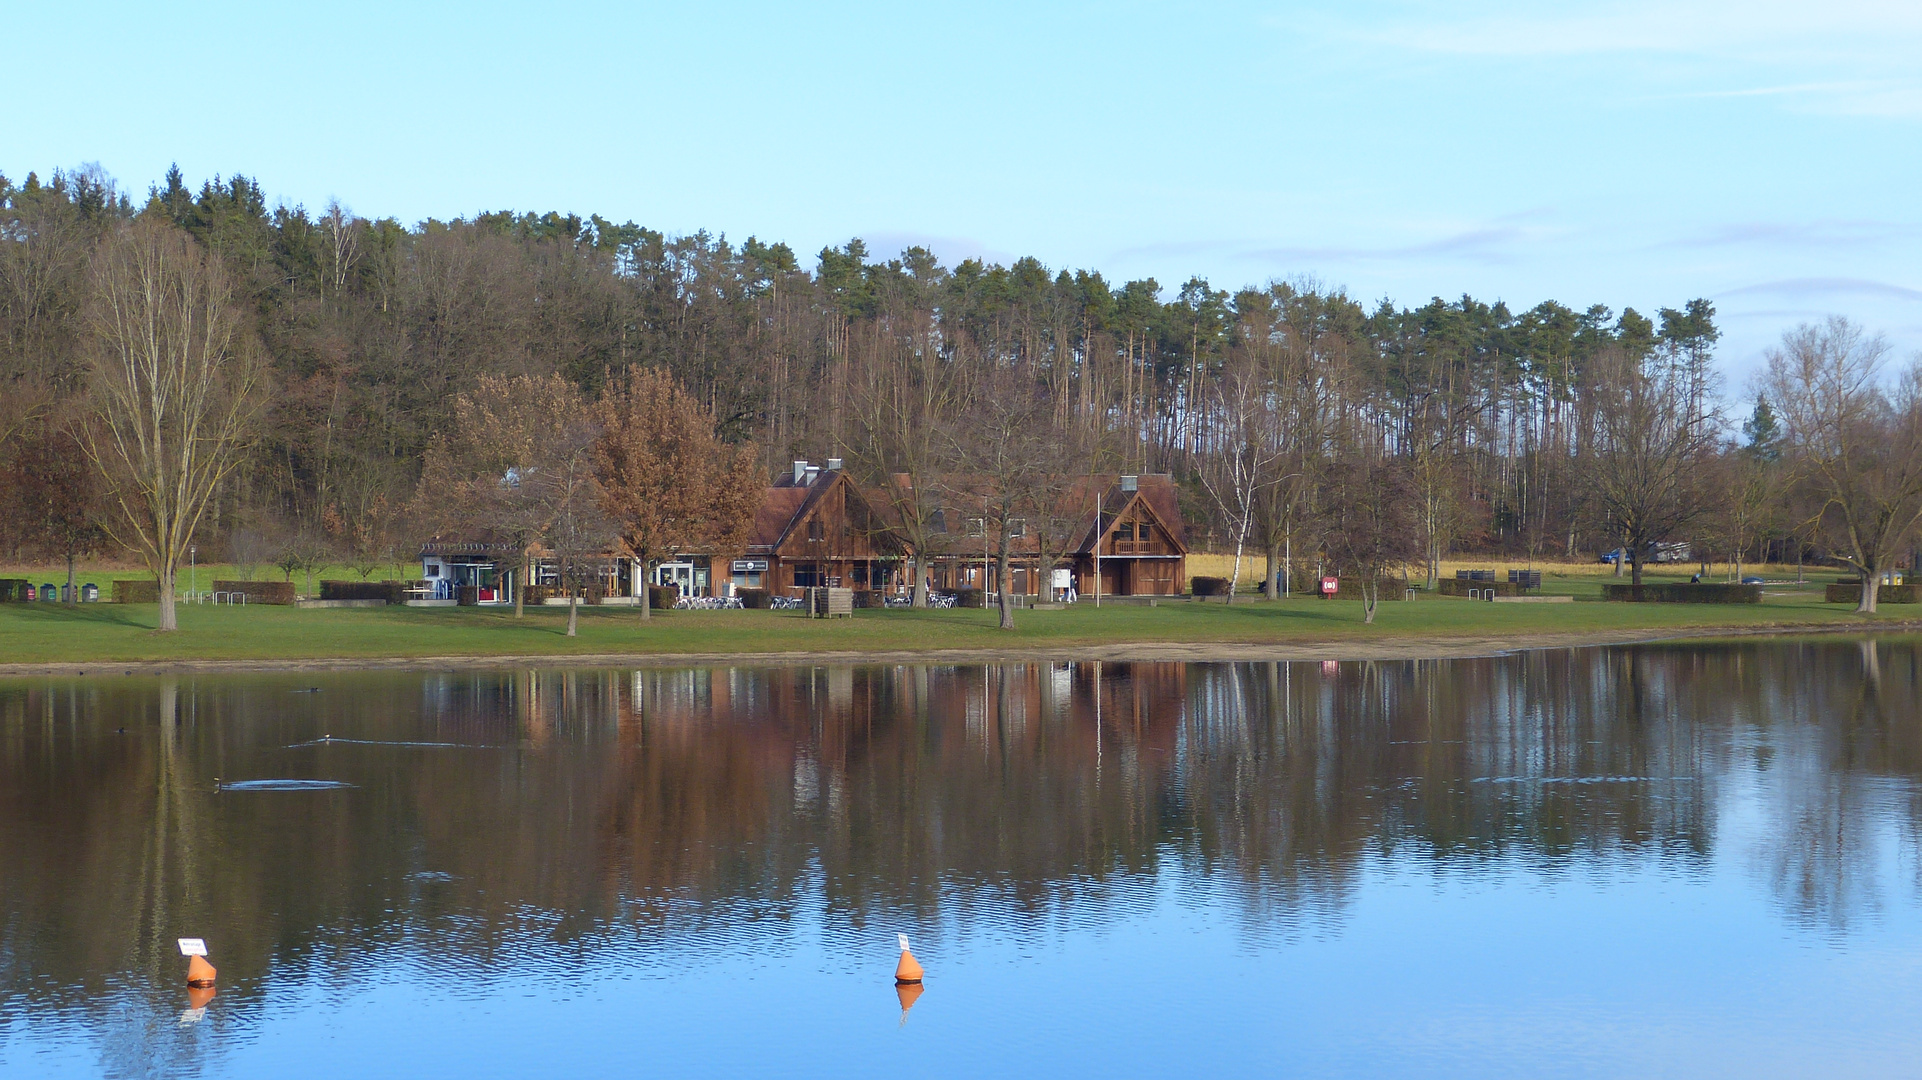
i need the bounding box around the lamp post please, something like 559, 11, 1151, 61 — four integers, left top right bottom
189, 545, 196, 604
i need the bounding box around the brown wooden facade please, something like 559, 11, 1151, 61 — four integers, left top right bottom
918, 474, 1189, 599
431, 464, 1188, 603
746, 462, 908, 594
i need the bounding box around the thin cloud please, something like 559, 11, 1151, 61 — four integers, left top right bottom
854, 231, 1018, 269
1715, 277, 1922, 303
1245, 226, 1529, 264
1657, 220, 1922, 251
1112, 225, 1540, 270
1343, 0, 1922, 60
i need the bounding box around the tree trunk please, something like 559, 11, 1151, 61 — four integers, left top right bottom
639, 568, 651, 620
1362, 579, 1378, 624
566, 590, 579, 636
158, 573, 177, 632
1631, 551, 1644, 588
996, 542, 1015, 630
515, 551, 527, 617
911, 552, 927, 608
1859, 572, 1880, 614
1227, 527, 1247, 604
65, 552, 76, 606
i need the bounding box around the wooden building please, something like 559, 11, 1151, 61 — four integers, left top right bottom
915, 473, 1189, 599
742, 459, 909, 594
423, 463, 1189, 605
1076, 474, 1188, 597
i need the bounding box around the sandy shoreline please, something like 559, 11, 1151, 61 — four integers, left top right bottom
0, 620, 1912, 677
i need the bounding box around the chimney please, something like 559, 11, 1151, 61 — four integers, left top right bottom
805, 465, 820, 485
826, 457, 843, 472
1120, 475, 1138, 492
792, 460, 808, 484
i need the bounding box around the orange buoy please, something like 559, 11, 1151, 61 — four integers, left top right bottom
893, 933, 923, 985
186, 955, 218, 988
180, 938, 217, 987
895, 979, 924, 1024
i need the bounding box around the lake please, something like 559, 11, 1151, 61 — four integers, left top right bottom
5, 640, 1922, 1077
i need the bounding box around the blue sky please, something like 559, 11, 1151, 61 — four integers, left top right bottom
6, 0, 1918, 384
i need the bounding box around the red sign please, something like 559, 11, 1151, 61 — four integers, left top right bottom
1319, 576, 1339, 595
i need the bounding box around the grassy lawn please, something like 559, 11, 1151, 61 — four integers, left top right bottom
0, 573, 1902, 665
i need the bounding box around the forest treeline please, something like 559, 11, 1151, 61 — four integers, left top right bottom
4, 163, 1916, 610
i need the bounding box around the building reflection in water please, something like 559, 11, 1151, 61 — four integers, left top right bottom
4, 638, 1922, 1067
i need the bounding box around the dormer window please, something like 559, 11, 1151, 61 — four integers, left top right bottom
807, 518, 824, 542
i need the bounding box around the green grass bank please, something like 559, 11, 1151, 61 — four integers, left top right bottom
0, 577, 1906, 670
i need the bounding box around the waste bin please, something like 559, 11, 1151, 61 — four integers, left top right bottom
59, 584, 70, 603
39, 584, 57, 602
81, 583, 99, 602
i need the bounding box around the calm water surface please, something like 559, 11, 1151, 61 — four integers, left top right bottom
6, 641, 1922, 1078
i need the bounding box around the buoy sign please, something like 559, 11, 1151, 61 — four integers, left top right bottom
898, 934, 911, 953
178, 938, 208, 957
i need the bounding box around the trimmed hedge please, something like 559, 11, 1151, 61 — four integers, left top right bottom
1191, 575, 1230, 597
1438, 578, 1522, 598
951, 587, 984, 608
853, 590, 889, 608
0, 578, 29, 602
646, 584, 679, 610
214, 580, 295, 605
1825, 582, 1921, 604
738, 588, 772, 609
1335, 576, 1408, 601
1602, 583, 1760, 603
319, 580, 402, 603
112, 578, 161, 603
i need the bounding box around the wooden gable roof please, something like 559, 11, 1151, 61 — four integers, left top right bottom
1075, 480, 1190, 556
746, 469, 905, 556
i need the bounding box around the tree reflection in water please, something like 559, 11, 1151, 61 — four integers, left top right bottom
4, 639, 1922, 1070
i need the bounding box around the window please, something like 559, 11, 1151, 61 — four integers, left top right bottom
931, 510, 947, 533
1009, 518, 1027, 538
806, 518, 824, 542
1116, 523, 1134, 541
794, 563, 821, 587
1138, 524, 1153, 544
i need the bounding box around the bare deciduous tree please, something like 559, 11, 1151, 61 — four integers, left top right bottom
1583, 344, 1721, 587
533, 421, 613, 637
1321, 449, 1421, 623
941, 367, 1069, 630
8, 425, 106, 602
85, 220, 264, 630
843, 311, 957, 608
415, 373, 590, 617
1763, 317, 1922, 613
1196, 354, 1282, 603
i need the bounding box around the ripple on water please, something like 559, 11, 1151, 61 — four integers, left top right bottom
284, 738, 479, 749
218, 779, 356, 791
